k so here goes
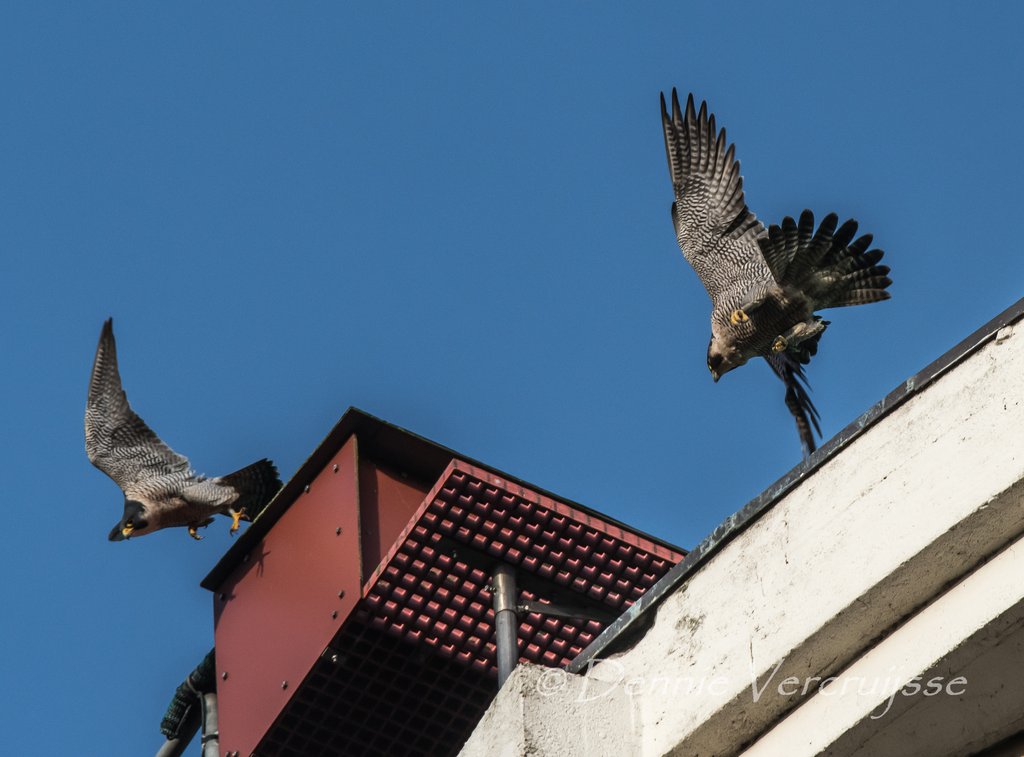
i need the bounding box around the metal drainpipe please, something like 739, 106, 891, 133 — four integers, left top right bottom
200, 692, 219, 757
492, 563, 519, 688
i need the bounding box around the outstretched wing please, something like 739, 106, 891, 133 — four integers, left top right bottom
84, 319, 192, 493
758, 210, 892, 309
661, 89, 768, 304
764, 352, 821, 458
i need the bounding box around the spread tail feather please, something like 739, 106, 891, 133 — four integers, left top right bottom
220, 459, 282, 521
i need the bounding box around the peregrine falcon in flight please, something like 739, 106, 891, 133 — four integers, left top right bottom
85, 319, 282, 541
660, 89, 892, 455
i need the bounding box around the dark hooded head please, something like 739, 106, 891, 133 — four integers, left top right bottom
706, 336, 747, 382
109, 499, 149, 541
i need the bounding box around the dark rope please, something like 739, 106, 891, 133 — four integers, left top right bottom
160, 648, 216, 739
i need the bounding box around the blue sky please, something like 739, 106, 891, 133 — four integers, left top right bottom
2, 3, 1022, 754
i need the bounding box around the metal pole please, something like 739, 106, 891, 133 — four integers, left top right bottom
492, 563, 518, 688
154, 706, 200, 757
200, 692, 219, 757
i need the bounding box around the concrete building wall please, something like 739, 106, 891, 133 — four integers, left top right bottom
460, 315, 1024, 757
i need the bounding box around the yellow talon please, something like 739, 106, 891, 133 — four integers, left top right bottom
771, 336, 788, 354
188, 525, 204, 541
229, 508, 246, 536
730, 309, 749, 325
121, 524, 134, 539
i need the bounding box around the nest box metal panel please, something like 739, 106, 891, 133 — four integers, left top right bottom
203, 408, 686, 757
213, 436, 362, 757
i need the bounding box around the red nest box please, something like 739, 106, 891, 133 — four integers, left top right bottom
202, 409, 685, 757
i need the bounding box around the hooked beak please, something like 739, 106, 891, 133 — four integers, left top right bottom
711, 371, 720, 383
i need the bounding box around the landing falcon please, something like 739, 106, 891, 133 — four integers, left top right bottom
660, 89, 892, 455
85, 319, 282, 541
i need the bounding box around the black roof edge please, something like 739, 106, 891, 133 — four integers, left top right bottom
568, 295, 1024, 673
201, 407, 687, 591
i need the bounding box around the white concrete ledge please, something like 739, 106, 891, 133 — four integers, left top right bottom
459, 664, 639, 757
748, 532, 1024, 756
460, 305, 1024, 757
